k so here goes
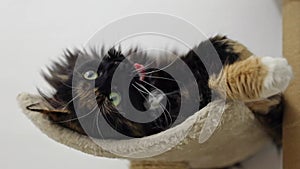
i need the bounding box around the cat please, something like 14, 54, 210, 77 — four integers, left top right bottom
27, 35, 292, 143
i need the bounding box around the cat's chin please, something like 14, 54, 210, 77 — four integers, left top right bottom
143, 89, 166, 110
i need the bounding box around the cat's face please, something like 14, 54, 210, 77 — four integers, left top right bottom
33, 49, 180, 139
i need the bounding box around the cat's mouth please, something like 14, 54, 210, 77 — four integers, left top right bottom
133, 63, 145, 81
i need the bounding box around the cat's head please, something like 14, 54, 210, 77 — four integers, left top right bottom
29, 48, 180, 139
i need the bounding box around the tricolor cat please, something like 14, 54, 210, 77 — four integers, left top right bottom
27, 36, 292, 145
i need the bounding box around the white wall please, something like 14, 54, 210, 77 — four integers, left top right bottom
0, 0, 281, 169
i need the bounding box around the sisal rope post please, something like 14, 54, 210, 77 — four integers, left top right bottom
283, 0, 300, 168
130, 161, 190, 169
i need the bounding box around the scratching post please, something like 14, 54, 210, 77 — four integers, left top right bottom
283, 0, 300, 168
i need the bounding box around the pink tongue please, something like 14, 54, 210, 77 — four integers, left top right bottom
134, 63, 145, 81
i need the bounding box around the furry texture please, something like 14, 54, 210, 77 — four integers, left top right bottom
26, 35, 292, 143
209, 55, 292, 145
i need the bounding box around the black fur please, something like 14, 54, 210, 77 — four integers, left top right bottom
28, 35, 279, 140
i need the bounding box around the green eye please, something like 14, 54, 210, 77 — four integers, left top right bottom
83, 70, 98, 80
109, 92, 121, 106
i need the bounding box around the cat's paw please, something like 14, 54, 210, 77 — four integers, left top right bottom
260, 56, 293, 98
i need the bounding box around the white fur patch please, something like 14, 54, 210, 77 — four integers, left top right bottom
144, 89, 166, 110
260, 56, 293, 98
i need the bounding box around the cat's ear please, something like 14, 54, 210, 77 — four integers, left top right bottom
43, 49, 79, 89
106, 48, 125, 61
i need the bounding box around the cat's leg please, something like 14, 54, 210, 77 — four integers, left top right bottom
209, 56, 292, 145
209, 55, 293, 102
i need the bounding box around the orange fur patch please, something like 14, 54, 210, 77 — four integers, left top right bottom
209, 56, 268, 102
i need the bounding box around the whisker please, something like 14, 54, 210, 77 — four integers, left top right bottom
62, 81, 83, 90
131, 59, 156, 74
132, 83, 148, 95
135, 83, 155, 97
61, 92, 84, 110
143, 58, 178, 75
135, 82, 173, 125
56, 104, 98, 123
133, 83, 150, 102
140, 80, 180, 97
98, 105, 115, 128
156, 102, 168, 125
95, 109, 104, 139
50, 72, 83, 90
139, 80, 162, 96
158, 103, 172, 127
90, 107, 100, 132
163, 90, 180, 96
160, 97, 173, 126
140, 81, 174, 126
135, 80, 176, 128
143, 75, 180, 83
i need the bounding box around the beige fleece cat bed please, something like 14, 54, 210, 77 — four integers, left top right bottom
17, 93, 271, 169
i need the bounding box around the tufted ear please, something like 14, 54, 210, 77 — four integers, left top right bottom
105, 48, 126, 62
42, 49, 80, 90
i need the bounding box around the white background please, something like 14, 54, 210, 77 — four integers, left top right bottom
0, 0, 282, 169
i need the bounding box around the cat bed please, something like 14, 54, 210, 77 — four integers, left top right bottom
17, 92, 271, 169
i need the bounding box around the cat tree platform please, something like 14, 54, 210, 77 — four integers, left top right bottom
17, 93, 271, 169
